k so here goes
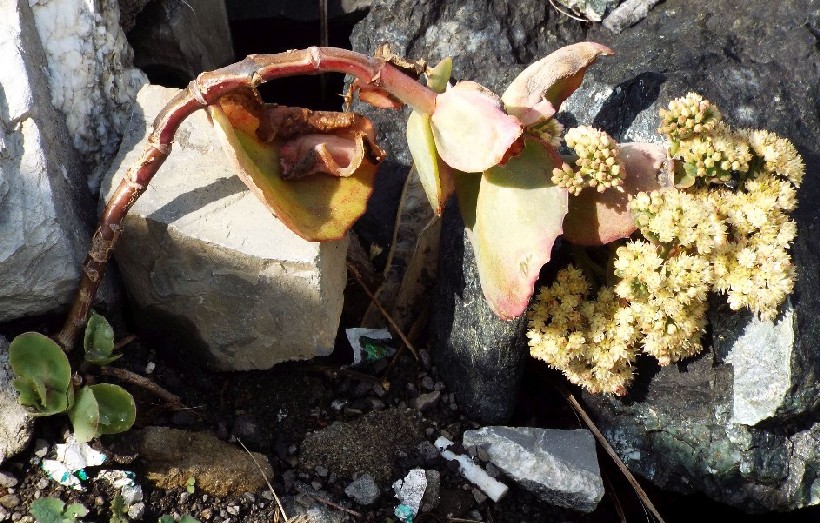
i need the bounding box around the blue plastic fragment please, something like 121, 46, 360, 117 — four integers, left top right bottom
394, 503, 414, 522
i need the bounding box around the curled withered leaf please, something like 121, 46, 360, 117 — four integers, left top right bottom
502, 42, 614, 127
264, 105, 385, 180
563, 142, 673, 246
431, 81, 523, 173
209, 92, 384, 241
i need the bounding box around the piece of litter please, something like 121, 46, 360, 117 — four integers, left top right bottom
41, 438, 107, 490
392, 469, 427, 515
434, 436, 508, 502
394, 503, 415, 522
345, 328, 394, 365
97, 470, 136, 489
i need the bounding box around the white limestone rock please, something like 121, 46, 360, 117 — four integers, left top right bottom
0, 336, 34, 466
30, 0, 148, 191
0, 0, 93, 321
101, 85, 348, 370
462, 426, 604, 512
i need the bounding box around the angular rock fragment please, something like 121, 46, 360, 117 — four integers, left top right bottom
462, 427, 604, 512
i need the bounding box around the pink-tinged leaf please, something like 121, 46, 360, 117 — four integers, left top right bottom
563, 142, 672, 245
502, 42, 614, 126
407, 110, 455, 215
209, 95, 383, 242
470, 138, 568, 319
431, 81, 522, 173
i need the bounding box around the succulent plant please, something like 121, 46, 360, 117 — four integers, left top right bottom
9, 333, 73, 416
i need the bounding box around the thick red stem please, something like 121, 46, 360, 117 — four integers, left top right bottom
56, 47, 437, 351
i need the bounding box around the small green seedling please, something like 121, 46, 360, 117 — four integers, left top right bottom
10, 314, 136, 442
83, 312, 119, 365
30, 497, 88, 523
108, 494, 128, 523
10, 333, 73, 416
186, 475, 196, 494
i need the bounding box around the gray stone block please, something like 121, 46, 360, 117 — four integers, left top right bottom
101, 85, 348, 370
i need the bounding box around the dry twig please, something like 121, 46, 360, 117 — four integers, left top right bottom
555, 384, 666, 523
237, 438, 289, 521
347, 262, 419, 361
99, 367, 184, 409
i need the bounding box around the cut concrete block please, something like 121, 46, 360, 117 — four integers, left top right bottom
100, 85, 348, 370
0, 0, 92, 321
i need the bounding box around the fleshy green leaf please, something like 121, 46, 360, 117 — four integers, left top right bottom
9, 333, 72, 416
68, 387, 100, 444
563, 142, 673, 245
88, 384, 136, 436
502, 42, 614, 126
431, 81, 522, 173
425, 57, 452, 94
209, 95, 381, 242
83, 312, 119, 365
63, 503, 88, 519
407, 111, 455, 214
470, 138, 568, 319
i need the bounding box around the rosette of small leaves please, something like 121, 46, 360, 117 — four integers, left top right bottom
552, 126, 624, 195
68, 383, 136, 443
83, 311, 120, 365
30, 497, 88, 523
658, 92, 721, 142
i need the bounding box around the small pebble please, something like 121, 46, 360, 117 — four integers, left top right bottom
476, 447, 490, 463
95, 496, 106, 506
226, 505, 240, 516
420, 375, 435, 391
0, 472, 18, 489
372, 383, 388, 397
485, 462, 500, 478
33, 440, 48, 458
127, 502, 145, 520
418, 349, 432, 369
413, 391, 441, 412
315, 466, 328, 478
0, 494, 20, 509
472, 488, 488, 504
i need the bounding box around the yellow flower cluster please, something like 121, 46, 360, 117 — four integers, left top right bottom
739, 128, 805, 187
527, 266, 639, 395
673, 122, 753, 184
552, 126, 623, 195
658, 92, 722, 141
527, 93, 806, 394
529, 117, 564, 148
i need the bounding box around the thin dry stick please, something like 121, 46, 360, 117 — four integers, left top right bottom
548, 0, 591, 22
555, 384, 666, 523
237, 438, 289, 521
347, 262, 419, 361
57, 47, 438, 352
309, 494, 362, 518
113, 335, 137, 351
99, 367, 184, 408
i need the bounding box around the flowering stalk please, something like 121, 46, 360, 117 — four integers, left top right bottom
56, 47, 437, 352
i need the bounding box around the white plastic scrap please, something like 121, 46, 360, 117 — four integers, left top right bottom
392, 469, 427, 516
97, 470, 143, 506
434, 436, 508, 502
345, 328, 394, 365
41, 437, 107, 490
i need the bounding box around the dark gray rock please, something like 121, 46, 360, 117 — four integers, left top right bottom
226, 0, 372, 21
430, 203, 528, 423
350, 0, 585, 424
463, 427, 604, 512
562, 0, 820, 513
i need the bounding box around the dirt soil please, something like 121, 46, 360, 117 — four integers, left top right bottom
1, 308, 818, 523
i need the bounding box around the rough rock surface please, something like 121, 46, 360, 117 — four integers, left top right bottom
350, 0, 586, 424
30, 0, 147, 190
560, 0, 820, 512
352, 0, 820, 512
463, 427, 604, 512
101, 85, 348, 371
227, 0, 372, 21
430, 203, 528, 423
0, 0, 93, 321
128, 0, 233, 85
0, 337, 34, 466
134, 426, 272, 497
